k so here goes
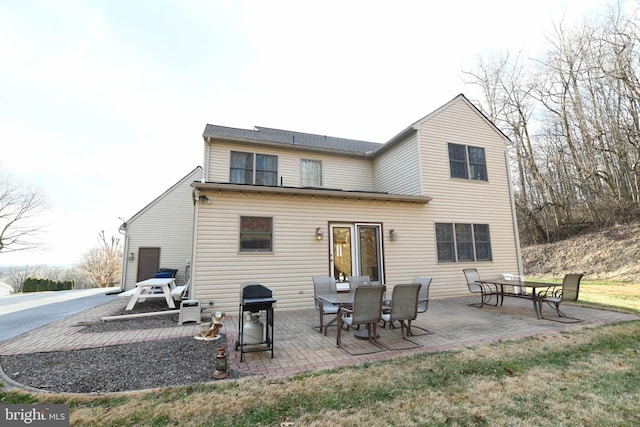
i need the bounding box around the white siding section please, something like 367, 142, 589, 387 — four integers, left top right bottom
417, 97, 520, 295
122, 168, 201, 290
207, 142, 374, 191
373, 134, 422, 195
190, 95, 520, 311
191, 191, 433, 312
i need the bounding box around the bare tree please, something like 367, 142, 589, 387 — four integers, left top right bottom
466, 2, 640, 244
0, 169, 48, 254
78, 231, 122, 288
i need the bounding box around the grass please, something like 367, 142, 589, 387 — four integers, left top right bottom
529, 279, 640, 314
578, 281, 640, 313
1, 281, 639, 426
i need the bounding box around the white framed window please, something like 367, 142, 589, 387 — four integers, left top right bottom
301, 159, 322, 187
448, 143, 488, 181
435, 223, 492, 262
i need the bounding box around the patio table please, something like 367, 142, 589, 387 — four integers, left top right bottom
125, 278, 176, 311
479, 277, 555, 319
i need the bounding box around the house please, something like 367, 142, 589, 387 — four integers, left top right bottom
187, 94, 522, 312
119, 166, 202, 291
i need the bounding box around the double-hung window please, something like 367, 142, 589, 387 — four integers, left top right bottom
230, 151, 278, 186
448, 143, 487, 181
435, 223, 492, 262
301, 159, 322, 187
239, 216, 273, 252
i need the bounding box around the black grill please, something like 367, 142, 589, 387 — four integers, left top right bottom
235, 283, 275, 362
241, 283, 276, 310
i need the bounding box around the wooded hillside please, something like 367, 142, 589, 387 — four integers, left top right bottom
522, 221, 640, 282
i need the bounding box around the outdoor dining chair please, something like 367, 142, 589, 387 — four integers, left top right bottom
410, 276, 432, 334
312, 276, 340, 335
347, 275, 371, 293
346, 275, 372, 312
463, 268, 499, 308
337, 284, 386, 349
413, 276, 432, 314
380, 283, 421, 340
537, 273, 584, 322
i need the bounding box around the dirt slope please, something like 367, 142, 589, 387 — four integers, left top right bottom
521, 221, 640, 282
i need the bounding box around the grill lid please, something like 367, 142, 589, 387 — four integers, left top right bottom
241, 283, 273, 300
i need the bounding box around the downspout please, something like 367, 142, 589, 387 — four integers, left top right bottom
191, 136, 209, 301
107, 222, 129, 295
504, 138, 523, 276
190, 186, 200, 301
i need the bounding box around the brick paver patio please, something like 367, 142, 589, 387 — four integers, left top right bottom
0, 294, 637, 385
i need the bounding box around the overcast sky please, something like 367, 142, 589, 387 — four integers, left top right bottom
0, 0, 614, 266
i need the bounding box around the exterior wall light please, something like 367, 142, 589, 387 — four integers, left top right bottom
389, 228, 398, 241
199, 194, 210, 204
315, 227, 324, 240
128, 252, 135, 261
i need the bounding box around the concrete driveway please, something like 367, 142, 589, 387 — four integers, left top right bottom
0, 287, 120, 342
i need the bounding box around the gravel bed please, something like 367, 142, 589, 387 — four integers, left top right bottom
0, 301, 243, 393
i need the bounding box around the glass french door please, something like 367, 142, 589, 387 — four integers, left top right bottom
330, 223, 383, 285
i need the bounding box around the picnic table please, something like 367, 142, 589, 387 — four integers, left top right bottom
125, 278, 176, 311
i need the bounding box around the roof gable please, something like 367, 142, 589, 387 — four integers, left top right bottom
411, 94, 509, 141
120, 166, 202, 229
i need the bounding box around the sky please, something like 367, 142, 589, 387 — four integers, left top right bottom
0, 0, 615, 266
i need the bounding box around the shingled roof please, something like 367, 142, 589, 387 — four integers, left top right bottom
202, 124, 384, 156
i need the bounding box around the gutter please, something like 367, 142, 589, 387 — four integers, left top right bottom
192, 182, 432, 204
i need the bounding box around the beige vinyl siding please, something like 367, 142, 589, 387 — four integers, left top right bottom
417, 97, 519, 294
191, 191, 432, 312
373, 134, 422, 195
122, 168, 200, 290
189, 95, 520, 310
207, 142, 374, 191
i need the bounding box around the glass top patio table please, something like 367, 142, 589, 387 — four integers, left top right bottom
478, 277, 556, 319
316, 293, 354, 305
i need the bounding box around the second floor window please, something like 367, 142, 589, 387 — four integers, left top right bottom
230, 151, 278, 186
448, 143, 488, 181
301, 159, 322, 187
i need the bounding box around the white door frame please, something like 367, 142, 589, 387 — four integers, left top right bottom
329, 223, 384, 285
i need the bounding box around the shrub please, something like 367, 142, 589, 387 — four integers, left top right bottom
22, 277, 75, 292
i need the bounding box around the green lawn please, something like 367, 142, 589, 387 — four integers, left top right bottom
530, 279, 640, 314
579, 281, 640, 313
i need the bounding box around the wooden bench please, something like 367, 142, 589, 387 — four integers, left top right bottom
171, 284, 188, 301
119, 281, 189, 301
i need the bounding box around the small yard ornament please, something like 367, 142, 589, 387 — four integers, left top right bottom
195, 311, 225, 341
213, 345, 229, 379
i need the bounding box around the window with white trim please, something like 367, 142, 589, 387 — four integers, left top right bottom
448, 143, 488, 181
230, 151, 278, 186
301, 159, 322, 187
435, 223, 492, 262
